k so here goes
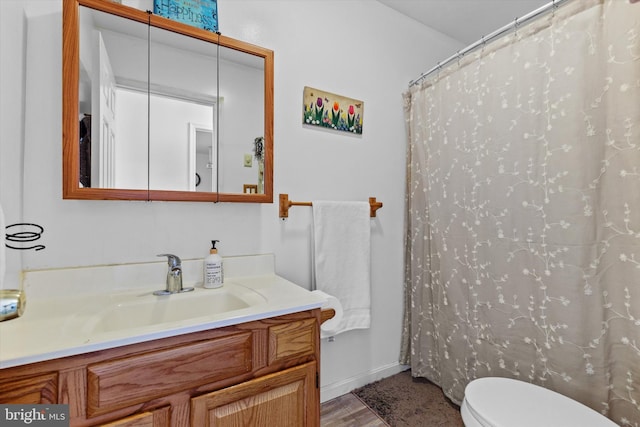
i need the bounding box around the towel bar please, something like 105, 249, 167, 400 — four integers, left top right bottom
279, 193, 383, 218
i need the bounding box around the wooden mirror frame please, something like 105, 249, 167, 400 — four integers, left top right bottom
62, 0, 274, 202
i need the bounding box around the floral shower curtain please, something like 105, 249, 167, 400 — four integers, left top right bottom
400, 0, 640, 424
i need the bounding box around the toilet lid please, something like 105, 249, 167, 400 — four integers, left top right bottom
463, 377, 618, 427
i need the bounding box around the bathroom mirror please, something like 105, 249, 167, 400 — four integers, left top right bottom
63, 0, 273, 202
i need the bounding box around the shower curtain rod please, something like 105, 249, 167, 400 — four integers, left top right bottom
409, 0, 571, 87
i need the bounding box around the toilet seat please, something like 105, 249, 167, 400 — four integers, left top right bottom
460, 377, 618, 427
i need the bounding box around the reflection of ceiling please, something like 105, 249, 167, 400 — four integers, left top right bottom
376, 0, 549, 45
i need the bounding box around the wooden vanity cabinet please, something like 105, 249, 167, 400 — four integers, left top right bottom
0, 309, 323, 426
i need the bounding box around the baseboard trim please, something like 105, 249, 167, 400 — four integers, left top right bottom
320, 362, 409, 403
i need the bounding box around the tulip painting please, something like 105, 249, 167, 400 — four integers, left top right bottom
347, 104, 355, 129
313, 97, 324, 123
303, 86, 363, 134
331, 102, 339, 126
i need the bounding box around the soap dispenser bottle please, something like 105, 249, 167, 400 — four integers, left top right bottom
204, 240, 223, 289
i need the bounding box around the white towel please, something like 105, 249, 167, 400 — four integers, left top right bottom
312, 201, 371, 336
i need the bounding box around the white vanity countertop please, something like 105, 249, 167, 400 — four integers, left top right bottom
0, 254, 325, 369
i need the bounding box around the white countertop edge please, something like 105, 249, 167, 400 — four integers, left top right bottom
0, 300, 324, 370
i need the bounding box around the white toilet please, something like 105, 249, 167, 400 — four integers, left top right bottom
461, 377, 618, 427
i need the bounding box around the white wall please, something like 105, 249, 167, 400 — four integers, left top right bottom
217, 59, 264, 194
114, 89, 215, 191
0, 0, 462, 401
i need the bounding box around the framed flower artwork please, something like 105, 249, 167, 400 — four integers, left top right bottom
302, 86, 364, 135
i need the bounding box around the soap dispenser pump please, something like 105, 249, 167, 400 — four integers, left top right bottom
204, 240, 223, 289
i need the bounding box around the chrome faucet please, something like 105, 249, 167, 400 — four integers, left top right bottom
154, 254, 195, 296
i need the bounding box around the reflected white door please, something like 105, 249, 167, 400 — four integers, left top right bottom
92, 31, 117, 188
189, 123, 215, 192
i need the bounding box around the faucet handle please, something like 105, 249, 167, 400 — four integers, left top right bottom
157, 254, 181, 268
153, 253, 193, 296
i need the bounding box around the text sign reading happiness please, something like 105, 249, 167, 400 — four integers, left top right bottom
154, 0, 219, 32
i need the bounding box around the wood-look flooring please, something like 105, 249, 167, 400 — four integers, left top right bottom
320, 393, 388, 427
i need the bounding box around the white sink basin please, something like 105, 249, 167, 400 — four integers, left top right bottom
77, 283, 267, 334
1, 254, 327, 369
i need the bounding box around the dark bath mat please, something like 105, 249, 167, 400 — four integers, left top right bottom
352, 370, 464, 427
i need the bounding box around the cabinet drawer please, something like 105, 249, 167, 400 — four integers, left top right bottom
101, 406, 170, 427
268, 318, 316, 365
87, 332, 252, 417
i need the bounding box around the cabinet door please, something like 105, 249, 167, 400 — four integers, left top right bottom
100, 406, 170, 427
0, 373, 57, 404
191, 362, 318, 427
